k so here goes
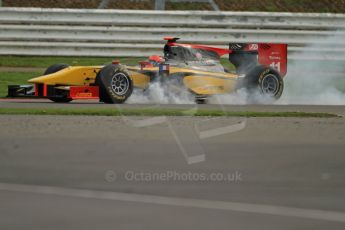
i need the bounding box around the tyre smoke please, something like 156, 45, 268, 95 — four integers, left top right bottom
127, 81, 195, 104
278, 31, 345, 105
210, 88, 275, 105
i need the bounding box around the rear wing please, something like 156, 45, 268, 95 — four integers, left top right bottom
229, 43, 288, 77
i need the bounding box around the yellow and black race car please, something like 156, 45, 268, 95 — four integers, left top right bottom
8, 37, 287, 104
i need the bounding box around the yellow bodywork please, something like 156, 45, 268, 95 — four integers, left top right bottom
28, 65, 239, 95
28, 66, 102, 86
28, 66, 151, 89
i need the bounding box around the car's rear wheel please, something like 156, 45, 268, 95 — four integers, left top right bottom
243, 65, 284, 100
96, 64, 133, 104
44, 63, 72, 103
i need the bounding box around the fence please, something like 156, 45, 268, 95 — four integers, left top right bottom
0, 7, 344, 60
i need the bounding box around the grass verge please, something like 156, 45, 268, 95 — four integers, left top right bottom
0, 108, 338, 118
0, 56, 144, 68
0, 56, 235, 70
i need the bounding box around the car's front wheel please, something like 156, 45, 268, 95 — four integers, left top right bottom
95, 64, 133, 104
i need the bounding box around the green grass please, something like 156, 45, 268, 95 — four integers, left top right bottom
167, 2, 212, 11
0, 56, 343, 70
0, 107, 338, 118
220, 58, 236, 71
0, 72, 41, 97
0, 55, 235, 70
0, 56, 143, 68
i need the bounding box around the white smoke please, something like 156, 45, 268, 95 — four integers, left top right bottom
208, 88, 249, 105
278, 31, 345, 105
210, 88, 279, 105
127, 81, 195, 104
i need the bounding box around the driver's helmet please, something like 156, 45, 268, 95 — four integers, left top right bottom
195, 52, 203, 60
149, 55, 164, 66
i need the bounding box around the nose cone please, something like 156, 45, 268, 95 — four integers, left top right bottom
27, 67, 71, 84
28, 75, 48, 84
27, 66, 101, 86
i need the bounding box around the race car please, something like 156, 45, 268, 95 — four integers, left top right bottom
8, 37, 287, 104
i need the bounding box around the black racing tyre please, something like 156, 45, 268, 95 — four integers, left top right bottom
95, 64, 133, 104
44, 63, 73, 103
243, 65, 284, 100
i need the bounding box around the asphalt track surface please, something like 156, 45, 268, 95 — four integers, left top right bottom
0, 99, 345, 230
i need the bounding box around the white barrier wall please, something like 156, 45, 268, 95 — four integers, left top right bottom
0, 7, 344, 60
